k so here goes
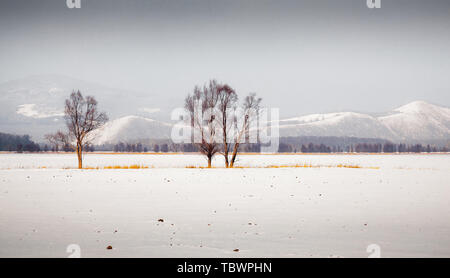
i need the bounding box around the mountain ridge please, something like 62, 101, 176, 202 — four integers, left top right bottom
92, 101, 450, 145
0, 75, 448, 144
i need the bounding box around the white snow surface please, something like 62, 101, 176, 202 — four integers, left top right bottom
1, 153, 450, 257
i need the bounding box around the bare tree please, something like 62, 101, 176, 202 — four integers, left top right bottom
64, 90, 108, 168
253, 94, 262, 144
184, 80, 261, 168
184, 86, 199, 144
185, 81, 220, 168
45, 132, 60, 152
45, 130, 71, 152
229, 93, 262, 168
217, 83, 237, 168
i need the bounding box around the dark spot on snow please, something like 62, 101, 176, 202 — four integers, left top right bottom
158, 219, 164, 222
106, 246, 113, 250
233, 249, 239, 252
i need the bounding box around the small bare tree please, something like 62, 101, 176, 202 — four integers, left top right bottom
229, 93, 262, 168
64, 90, 108, 168
46, 130, 75, 152
44, 133, 56, 151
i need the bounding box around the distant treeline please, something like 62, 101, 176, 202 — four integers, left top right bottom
1, 132, 448, 153
0, 132, 96, 153
95, 136, 449, 153
0, 132, 41, 152
43, 143, 95, 152
102, 142, 449, 153
278, 136, 449, 153
278, 142, 449, 153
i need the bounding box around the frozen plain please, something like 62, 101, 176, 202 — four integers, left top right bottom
0, 153, 449, 257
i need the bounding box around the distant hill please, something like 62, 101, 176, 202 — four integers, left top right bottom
90, 115, 172, 145
0, 75, 167, 141
278, 101, 450, 143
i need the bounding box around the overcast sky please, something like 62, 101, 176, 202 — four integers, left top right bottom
0, 0, 449, 117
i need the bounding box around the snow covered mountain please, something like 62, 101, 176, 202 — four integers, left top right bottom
379, 101, 450, 141
278, 112, 396, 139
0, 75, 167, 140
89, 101, 448, 145
0, 75, 448, 144
90, 116, 172, 145
278, 101, 450, 142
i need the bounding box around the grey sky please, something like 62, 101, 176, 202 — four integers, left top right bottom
0, 0, 449, 117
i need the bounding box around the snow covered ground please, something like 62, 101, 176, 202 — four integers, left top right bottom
0, 153, 449, 257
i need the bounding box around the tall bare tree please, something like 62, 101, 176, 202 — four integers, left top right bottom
185, 81, 220, 168
184, 86, 200, 144
229, 93, 262, 168
64, 90, 108, 168
217, 83, 237, 168
184, 80, 262, 168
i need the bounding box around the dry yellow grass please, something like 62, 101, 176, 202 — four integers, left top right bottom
184, 164, 378, 169
264, 164, 373, 169
94, 152, 185, 155
82, 164, 150, 170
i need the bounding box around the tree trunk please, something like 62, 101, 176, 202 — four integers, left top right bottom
207, 156, 212, 168
229, 143, 239, 168
224, 153, 229, 168
77, 143, 83, 169
244, 117, 249, 143
223, 140, 229, 168
256, 113, 260, 144
190, 117, 195, 144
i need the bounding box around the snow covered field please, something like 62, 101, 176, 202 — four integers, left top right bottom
1, 153, 449, 257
